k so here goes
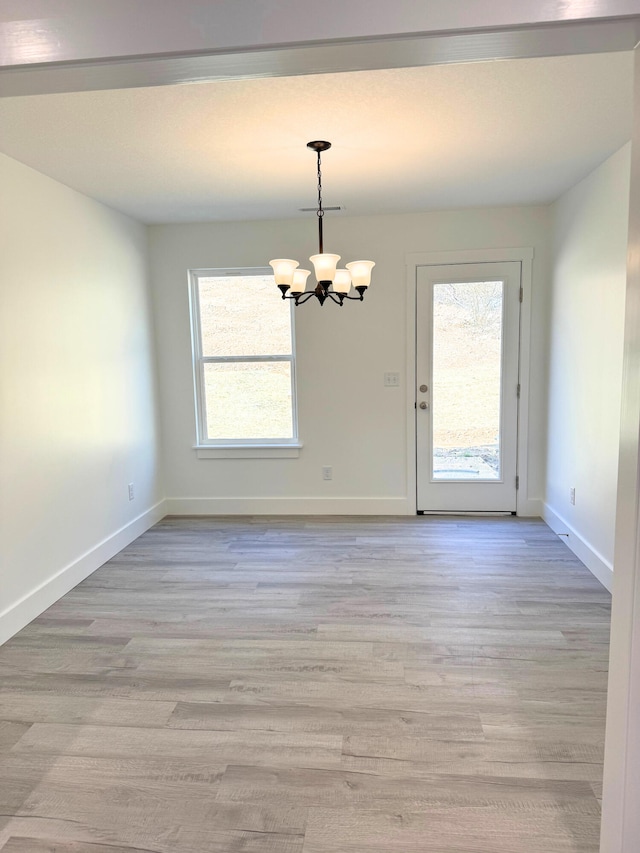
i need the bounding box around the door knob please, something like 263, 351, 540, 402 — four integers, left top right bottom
419, 401, 428, 410
419, 384, 428, 393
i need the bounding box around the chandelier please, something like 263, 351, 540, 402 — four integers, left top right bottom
270, 141, 375, 306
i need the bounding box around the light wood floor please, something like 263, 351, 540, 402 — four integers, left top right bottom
0, 516, 611, 852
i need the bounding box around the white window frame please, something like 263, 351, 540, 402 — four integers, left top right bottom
188, 267, 301, 458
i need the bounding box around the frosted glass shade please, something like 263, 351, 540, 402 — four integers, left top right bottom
291, 268, 311, 295
345, 260, 375, 288
269, 258, 299, 287
310, 253, 340, 283
333, 269, 352, 294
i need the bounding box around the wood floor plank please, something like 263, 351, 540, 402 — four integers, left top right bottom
217, 763, 600, 810
167, 702, 484, 739
0, 825, 304, 853
0, 693, 175, 728
13, 723, 343, 767
342, 736, 604, 781
0, 840, 158, 852
0, 516, 610, 852
0, 670, 233, 702
302, 805, 601, 852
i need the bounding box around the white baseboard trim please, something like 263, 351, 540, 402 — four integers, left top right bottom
0, 500, 166, 646
164, 497, 410, 516
517, 498, 543, 518
543, 502, 613, 592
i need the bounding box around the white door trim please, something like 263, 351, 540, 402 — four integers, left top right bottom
405, 247, 535, 517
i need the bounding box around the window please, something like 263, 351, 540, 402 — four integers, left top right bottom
189, 269, 299, 455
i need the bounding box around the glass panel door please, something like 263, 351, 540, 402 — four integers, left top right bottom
416, 262, 521, 513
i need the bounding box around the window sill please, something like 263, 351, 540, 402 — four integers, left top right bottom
194, 443, 302, 459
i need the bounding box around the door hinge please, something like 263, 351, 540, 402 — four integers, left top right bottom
515, 475, 520, 490
519, 286, 523, 303
517, 383, 521, 398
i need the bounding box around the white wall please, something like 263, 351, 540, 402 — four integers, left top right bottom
150, 206, 549, 515
0, 152, 163, 644
544, 144, 631, 590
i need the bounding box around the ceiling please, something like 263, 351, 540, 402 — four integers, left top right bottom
0, 51, 633, 224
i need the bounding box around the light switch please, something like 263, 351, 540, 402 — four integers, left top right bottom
384, 372, 400, 387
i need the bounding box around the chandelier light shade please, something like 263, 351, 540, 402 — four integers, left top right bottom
270, 141, 375, 306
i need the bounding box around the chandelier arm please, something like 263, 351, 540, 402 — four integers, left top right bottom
343, 292, 366, 301
294, 291, 317, 306
325, 291, 344, 306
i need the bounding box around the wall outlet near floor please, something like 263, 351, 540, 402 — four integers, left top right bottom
384, 372, 400, 387
128, 483, 135, 501
322, 466, 333, 481
569, 487, 576, 506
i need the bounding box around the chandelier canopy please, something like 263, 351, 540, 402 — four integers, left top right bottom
270, 141, 375, 307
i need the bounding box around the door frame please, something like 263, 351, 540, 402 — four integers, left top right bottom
405, 247, 535, 516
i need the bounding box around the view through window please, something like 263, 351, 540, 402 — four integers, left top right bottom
190, 271, 296, 443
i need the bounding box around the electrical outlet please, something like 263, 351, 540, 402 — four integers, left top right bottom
569, 487, 575, 506
384, 372, 400, 387
322, 466, 333, 481
128, 483, 135, 501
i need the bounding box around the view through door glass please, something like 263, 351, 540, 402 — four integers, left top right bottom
432, 280, 503, 481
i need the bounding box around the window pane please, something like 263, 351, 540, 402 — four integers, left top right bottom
198, 274, 292, 357
432, 281, 503, 480
204, 361, 293, 440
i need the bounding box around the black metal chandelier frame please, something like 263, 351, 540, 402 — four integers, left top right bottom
271, 141, 374, 307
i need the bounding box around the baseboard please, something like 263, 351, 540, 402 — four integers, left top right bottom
543, 503, 613, 592
517, 497, 543, 517
0, 499, 167, 646
164, 496, 410, 516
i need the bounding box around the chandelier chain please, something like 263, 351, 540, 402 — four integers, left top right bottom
316, 152, 324, 219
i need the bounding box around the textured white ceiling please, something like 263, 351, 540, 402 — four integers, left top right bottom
0, 51, 633, 224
